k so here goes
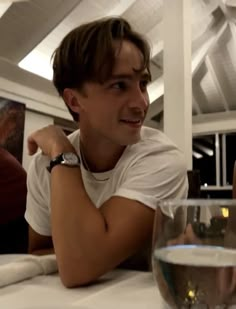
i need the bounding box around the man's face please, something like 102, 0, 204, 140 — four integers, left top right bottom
77, 40, 150, 146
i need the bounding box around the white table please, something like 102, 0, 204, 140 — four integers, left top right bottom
0, 255, 163, 309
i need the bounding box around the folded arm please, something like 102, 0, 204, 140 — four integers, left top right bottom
29, 166, 155, 287
53, 167, 155, 287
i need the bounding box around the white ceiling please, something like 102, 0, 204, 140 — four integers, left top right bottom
1, 0, 236, 126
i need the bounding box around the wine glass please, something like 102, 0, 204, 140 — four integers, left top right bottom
152, 199, 236, 308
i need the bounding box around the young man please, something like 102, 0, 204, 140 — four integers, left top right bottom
25, 17, 188, 287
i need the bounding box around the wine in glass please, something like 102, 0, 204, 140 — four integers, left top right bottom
152, 199, 236, 308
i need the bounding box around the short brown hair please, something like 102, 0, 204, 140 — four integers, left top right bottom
52, 17, 151, 121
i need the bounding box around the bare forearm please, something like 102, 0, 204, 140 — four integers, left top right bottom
50, 166, 111, 285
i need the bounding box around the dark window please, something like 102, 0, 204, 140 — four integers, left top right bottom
193, 135, 216, 186
225, 132, 236, 185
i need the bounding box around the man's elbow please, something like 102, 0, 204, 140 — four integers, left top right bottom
58, 259, 103, 288
60, 274, 90, 288
60, 270, 96, 288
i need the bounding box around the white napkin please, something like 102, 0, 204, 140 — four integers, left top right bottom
0, 254, 58, 288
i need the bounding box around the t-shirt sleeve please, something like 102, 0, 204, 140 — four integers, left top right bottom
24, 154, 52, 236
113, 148, 188, 216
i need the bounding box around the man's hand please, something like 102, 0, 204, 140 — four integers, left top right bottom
27, 125, 75, 158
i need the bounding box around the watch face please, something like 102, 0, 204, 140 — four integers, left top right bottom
63, 153, 80, 165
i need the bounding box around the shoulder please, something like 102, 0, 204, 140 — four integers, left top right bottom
139, 126, 180, 152
120, 127, 188, 192
126, 126, 186, 169
113, 127, 188, 208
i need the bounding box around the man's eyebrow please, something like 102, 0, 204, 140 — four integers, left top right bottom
109, 72, 151, 81
109, 74, 133, 80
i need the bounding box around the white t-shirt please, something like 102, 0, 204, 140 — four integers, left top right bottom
25, 126, 188, 236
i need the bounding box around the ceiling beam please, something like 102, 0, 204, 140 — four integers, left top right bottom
147, 77, 164, 104
223, 0, 236, 7
192, 20, 228, 75
192, 95, 202, 115
192, 0, 221, 22
193, 110, 236, 134
143, 119, 161, 129
151, 41, 163, 59
0, 57, 57, 97
193, 110, 236, 123
107, 0, 137, 16
147, 8, 227, 108
205, 55, 230, 111
0, 0, 82, 63
145, 98, 163, 120
229, 21, 236, 41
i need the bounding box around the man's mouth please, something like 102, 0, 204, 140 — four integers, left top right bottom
120, 119, 143, 126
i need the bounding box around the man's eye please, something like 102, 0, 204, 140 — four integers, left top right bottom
111, 82, 127, 90
140, 80, 149, 90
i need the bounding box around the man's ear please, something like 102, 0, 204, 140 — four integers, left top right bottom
63, 88, 83, 114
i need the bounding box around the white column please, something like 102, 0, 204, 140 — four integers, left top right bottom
163, 0, 192, 169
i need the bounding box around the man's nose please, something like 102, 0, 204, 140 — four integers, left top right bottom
128, 87, 149, 110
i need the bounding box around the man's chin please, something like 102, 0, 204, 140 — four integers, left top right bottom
120, 133, 141, 146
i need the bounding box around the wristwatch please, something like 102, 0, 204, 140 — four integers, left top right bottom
47, 152, 80, 173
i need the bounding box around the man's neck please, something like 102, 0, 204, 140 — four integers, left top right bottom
79, 134, 126, 173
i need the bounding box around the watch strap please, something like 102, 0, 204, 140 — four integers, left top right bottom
47, 152, 80, 173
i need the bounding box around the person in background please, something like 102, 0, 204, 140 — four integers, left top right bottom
25, 17, 188, 287
0, 146, 28, 253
